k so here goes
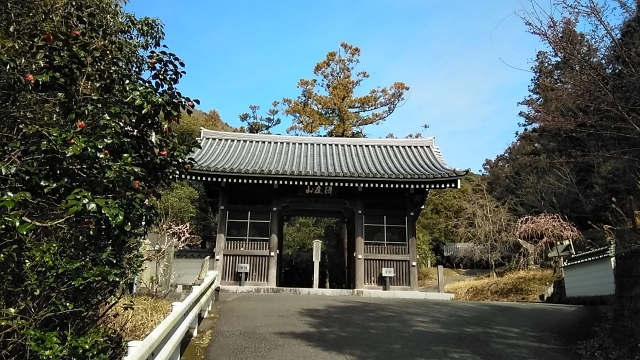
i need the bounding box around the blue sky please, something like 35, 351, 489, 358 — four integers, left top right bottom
125, 0, 545, 173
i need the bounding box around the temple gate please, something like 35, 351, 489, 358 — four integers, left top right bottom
185, 129, 467, 291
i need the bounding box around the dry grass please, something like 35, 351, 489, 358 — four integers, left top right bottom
102, 295, 173, 341
444, 269, 556, 302
418, 267, 461, 288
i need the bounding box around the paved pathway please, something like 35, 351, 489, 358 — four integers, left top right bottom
205, 293, 594, 360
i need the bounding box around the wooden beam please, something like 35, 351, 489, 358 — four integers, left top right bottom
223, 250, 270, 256
355, 195, 364, 289
214, 187, 228, 276
363, 254, 411, 261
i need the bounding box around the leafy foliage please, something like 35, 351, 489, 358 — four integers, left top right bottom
454, 179, 517, 275
146, 181, 200, 297
484, 3, 640, 350
486, 0, 640, 228
238, 102, 282, 134
283, 217, 331, 255
0, 0, 196, 357
168, 111, 230, 248
416, 174, 476, 265
172, 108, 233, 149
386, 124, 430, 140
153, 181, 199, 232
282, 217, 345, 288
416, 173, 518, 271
283, 42, 410, 137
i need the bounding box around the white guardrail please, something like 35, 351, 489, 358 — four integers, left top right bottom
124, 270, 219, 360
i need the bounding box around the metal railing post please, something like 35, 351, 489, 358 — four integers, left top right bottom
201, 290, 212, 319
170, 302, 183, 360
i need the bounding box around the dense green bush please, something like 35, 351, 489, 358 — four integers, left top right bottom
0, 0, 197, 358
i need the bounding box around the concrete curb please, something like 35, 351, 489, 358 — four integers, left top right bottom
219, 286, 455, 300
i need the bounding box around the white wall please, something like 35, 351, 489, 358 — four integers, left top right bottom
564, 257, 615, 297
137, 258, 207, 288
172, 258, 206, 285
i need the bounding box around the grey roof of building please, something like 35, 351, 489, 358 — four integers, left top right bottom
563, 245, 615, 267
190, 129, 468, 181
444, 242, 477, 257
175, 249, 214, 259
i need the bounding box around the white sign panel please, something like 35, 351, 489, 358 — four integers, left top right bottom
312, 240, 322, 262
237, 263, 250, 273
382, 268, 395, 277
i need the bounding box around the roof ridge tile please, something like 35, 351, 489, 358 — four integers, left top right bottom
191, 128, 469, 181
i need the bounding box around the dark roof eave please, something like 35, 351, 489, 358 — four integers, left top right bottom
186, 169, 467, 182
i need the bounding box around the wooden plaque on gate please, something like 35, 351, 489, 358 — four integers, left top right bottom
298, 185, 337, 196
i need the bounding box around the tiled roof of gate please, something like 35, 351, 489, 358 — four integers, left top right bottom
190, 129, 468, 181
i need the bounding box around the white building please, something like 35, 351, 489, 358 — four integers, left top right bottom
562, 245, 615, 298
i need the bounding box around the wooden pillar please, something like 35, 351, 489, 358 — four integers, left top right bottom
214, 185, 228, 278
268, 191, 279, 287
407, 193, 418, 291
277, 216, 284, 287
355, 195, 364, 290
342, 222, 348, 288
347, 220, 355, 289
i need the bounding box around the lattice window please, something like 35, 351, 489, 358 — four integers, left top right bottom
226, 211, 271, 241
363, 215, 407, 245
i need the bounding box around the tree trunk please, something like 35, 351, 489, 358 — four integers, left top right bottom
490, 247, 496, 278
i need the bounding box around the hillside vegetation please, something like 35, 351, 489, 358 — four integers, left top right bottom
445, 269, 556, 302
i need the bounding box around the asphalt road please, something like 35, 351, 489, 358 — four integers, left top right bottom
205, 293, 594, 360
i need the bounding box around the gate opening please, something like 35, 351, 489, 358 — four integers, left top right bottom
280, 216, 349, 289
